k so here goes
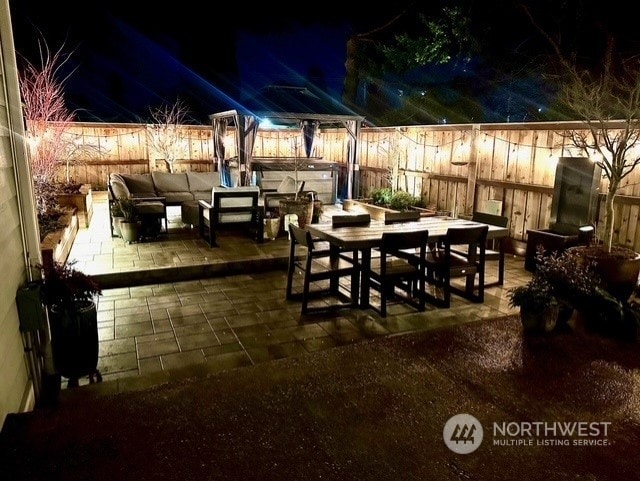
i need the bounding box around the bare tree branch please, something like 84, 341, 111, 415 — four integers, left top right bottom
145, 99, 190, 173
523, 4, 640, 252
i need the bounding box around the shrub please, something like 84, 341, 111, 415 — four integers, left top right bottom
507, 278, 556, 311
533, 247, 602, 307
389, 190, 419, 211
371, 188, 392, 206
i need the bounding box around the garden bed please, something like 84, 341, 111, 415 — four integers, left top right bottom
40, 208, 79, 267
343, 199, 436, 221
56, 184, 93, 228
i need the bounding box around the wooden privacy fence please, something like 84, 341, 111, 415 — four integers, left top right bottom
55, 120, 640, 251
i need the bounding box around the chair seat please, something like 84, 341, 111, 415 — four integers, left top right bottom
304, 256, 358, 276
370, 257, 421, 277
450, 245, 501, 260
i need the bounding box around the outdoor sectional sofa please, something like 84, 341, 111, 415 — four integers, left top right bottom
108, 171, 265, 245
108, 171, 222, 229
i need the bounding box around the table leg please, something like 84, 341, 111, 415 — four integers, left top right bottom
329, 244, 340, 294
498, 238, 505, 285
360, 248, 371, 308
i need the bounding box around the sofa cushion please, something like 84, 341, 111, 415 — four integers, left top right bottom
163, 192, 196, 203
187, 172, 220, 193
152, 172, 190, 193
117, 173, 156, 196
109, 175, 131, 199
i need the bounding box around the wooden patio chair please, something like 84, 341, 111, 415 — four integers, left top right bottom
425, 225, 488, 308
286, 224, 359, 315
364, 229, 429, 317
450, 212, 508, 287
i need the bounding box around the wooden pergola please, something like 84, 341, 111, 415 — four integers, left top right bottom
209, 85, 365, 198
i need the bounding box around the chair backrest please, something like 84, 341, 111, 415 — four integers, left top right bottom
289, 223, 313, 251
211, 187, 260, 224
332, 213, 371, 227
384, 210, 420, 224
445, 225, 489, 260
472, 211, 509, 228
381, 229, 429, 252
380, 229, 430, 270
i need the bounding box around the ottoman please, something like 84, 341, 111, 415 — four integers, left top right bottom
181, 201, 200, 227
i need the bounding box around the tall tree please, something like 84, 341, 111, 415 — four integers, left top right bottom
523, 3, 640, 253
342, 3, 478, 124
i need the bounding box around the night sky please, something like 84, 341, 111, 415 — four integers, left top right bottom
8, 0, 640, 124
8, 0, 381, 123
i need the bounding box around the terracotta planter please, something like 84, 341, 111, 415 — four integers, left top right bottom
279, 199, 313, 231
568, 245, 640, 301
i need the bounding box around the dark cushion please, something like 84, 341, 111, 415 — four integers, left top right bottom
117, 173, 156, 196
187, 172, 220, 193
162, 192, 196, 204
110, 176, 131, 199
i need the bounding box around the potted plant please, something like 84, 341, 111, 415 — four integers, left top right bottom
279, 135, 314, 229
533, 247, 601, 319
145, 99, 189, 173
578, 287, 640, 341
371, 187, 392, 206
264, 209, 281, 240
117, 197, 141, 243
509, 247, 602, 333
110, 199, 125, 237
507, 278, 559, 333
40, 260, 102, 387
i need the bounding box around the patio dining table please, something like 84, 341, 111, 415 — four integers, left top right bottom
306, 216, 510, 309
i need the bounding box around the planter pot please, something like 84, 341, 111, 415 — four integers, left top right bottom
311, 200, 323, 223
520, 303, 559, 333
264, 217, 281, 240
119, 220, 142, 244
568, 245, 640, 301
112, 215, 125, 237
279, 199, 313, 231
48, 300, 100, 383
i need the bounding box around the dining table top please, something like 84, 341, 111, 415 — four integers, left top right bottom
306, 215, 509, 250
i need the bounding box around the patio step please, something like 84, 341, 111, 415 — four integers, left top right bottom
92, 255, 290, 289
